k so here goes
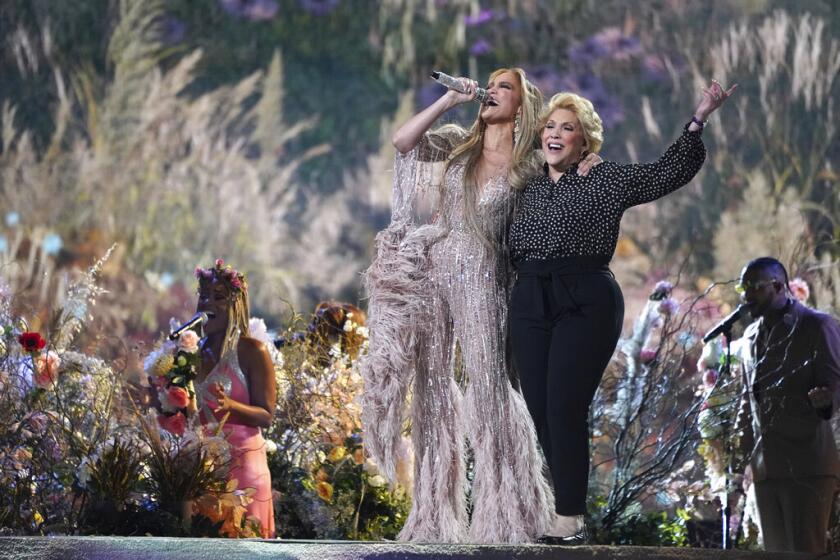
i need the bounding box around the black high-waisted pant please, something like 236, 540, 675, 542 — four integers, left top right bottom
509, 256, 624, 516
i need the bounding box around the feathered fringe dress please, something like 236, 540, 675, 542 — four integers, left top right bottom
360, 132, 554, 543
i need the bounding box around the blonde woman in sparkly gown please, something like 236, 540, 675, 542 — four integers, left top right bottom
360, 68, 601, 543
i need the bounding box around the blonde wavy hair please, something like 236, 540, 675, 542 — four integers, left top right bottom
540, 92, 604, 155
432, 68, 543, 248
197, 263, 251, 358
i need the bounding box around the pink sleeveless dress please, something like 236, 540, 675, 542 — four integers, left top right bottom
198, 343, 276, 538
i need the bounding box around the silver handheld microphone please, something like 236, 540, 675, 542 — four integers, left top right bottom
430, 71, 490, 104
169, 312, 214, 341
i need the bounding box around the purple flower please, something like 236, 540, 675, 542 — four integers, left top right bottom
219, 0, 278, 21
469, 39, 492, 56
572, 27, 642, 64
299, 0, 340, 15
642, 54, 667, 82
523, 65, 564, 98
557, 72, 624, 127
163, 17, 187, 45
464, 9, 494, 27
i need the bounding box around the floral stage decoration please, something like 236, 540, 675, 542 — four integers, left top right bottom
143, 327, 200, 437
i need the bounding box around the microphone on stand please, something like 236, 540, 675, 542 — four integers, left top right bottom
702, 305, 746, 344
430, 71, 492, 104
169, 312, 214, 341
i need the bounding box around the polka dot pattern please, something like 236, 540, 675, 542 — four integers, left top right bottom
509, 127, 706, 263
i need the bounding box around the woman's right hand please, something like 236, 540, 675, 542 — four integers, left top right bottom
445, 77, 479, 105
392, 76, 477, 153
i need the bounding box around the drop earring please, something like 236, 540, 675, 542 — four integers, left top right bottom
513, 112, 521, 145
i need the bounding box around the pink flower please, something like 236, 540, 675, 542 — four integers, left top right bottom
215, 259, 225, 268
788, 277, 810, 303
177, 330, 200, 353
158, 412, 186, 436
194, 266, 203, 279
230, 278, 242, 289
639, 348, 658, 364
26, 412, 49, 435
702, 368, 719, 388
167, 386, 190, 409
658, 298, 679, 317
34, 351, 61, 388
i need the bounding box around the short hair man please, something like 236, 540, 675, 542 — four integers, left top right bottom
737, 256, 840, 553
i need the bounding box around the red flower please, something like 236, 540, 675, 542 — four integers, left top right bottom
167, 385, 191, 409
157, 412, 186, 436
18, 332, 46, 353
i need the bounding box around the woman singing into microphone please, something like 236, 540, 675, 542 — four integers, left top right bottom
360, 68, 600, 543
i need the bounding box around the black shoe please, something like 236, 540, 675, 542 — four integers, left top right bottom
536, 526, 589, 546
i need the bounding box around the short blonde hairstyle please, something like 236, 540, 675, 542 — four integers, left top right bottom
540, 92, 604, 155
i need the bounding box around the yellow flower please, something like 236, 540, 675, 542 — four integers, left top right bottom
327, 445, 346, 462
316, 481, 334, 503
33, 511, 44, 525
152, 354, 174, 377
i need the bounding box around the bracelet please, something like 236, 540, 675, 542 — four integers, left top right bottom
690, 115, 707, 130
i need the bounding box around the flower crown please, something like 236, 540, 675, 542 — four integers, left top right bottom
194, 259, 246, 292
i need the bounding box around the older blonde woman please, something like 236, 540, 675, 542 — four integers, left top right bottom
508, 80, 736, 543
361, 68, 600, 543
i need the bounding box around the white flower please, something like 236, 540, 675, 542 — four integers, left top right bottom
177, 330, 200, 354
158, 388, 178, 413
265, 439, 277, 454
697, 339, 722, 371
77, 457, 93, 489
248, 317, 272, 347
368, 474, 386, 488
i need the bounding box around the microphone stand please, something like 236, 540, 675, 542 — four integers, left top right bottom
718, 327, 734, 550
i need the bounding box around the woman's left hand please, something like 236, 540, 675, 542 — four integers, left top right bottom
694, 79, 738, 121
577, 153, 603, 177
209, 383, 233, 413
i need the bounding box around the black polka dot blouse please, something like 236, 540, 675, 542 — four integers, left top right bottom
509, 125, 706, 263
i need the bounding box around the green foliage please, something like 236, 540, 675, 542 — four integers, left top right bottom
589, 495, 691, 546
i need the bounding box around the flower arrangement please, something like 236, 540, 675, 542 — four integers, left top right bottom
143, 329, 201, 437
267, 303, 410, 539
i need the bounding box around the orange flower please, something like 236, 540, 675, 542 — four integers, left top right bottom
167, 386, 190, 408
157, 412, 186, 436
327, 445, 346, 462
316, 481, 334, 503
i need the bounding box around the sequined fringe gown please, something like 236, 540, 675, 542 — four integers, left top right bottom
360, 134, 554, 543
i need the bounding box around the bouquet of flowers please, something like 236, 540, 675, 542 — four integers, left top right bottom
143, 328, 201, 436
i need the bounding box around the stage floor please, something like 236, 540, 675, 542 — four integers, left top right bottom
0, 537, 831, 560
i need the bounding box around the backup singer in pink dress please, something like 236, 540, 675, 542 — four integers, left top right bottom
194, 260, 277, 538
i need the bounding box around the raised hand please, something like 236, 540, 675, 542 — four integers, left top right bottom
695, 79, 738, 121
447, 77, 479, 105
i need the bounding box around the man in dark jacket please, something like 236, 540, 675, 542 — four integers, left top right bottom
736, 257, 840, 553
